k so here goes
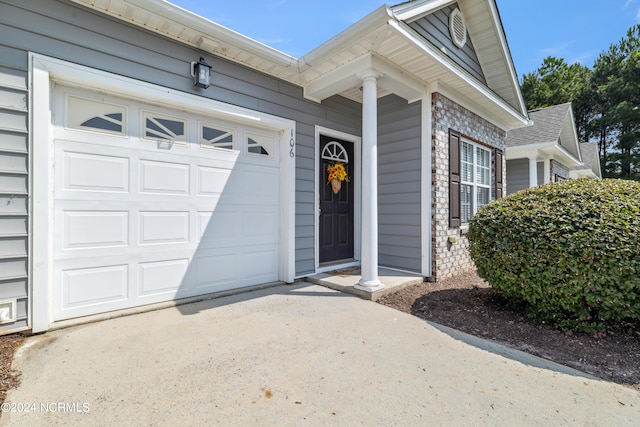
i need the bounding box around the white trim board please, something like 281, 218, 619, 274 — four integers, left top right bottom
421, 91, 433, 278
29, 53, 296, 332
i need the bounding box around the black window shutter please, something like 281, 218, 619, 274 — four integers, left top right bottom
449, 129, 461, 228
494, 148, 504, 199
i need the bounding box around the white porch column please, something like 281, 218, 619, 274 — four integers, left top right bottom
543, 158, 551, 184
528, 156, 538, 188
356, 71, 384, 291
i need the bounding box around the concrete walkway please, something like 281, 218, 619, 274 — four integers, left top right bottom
306, 266, 424, 300
3, 282, 639, 426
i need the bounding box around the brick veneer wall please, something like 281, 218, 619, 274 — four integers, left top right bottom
431, 93, 507, 280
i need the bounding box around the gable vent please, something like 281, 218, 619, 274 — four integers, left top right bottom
449, 8, 467, 48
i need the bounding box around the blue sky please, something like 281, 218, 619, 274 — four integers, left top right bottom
169, 0, 640, 79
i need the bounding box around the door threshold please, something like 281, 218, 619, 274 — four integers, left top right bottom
316, 260, 358, 274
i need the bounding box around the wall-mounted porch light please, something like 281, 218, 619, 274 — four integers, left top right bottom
191, 57, 212, 89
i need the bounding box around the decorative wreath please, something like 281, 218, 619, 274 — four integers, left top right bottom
327, 162, 350, 182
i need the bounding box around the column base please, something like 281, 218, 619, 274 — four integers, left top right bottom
354, 279, 385, 292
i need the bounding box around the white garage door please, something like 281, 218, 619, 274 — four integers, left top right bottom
51, 85, 280, 321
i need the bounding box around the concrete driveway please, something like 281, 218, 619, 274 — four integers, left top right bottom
3, 282, 639, 426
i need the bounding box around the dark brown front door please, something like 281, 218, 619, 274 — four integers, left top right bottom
319, 135, 354, 263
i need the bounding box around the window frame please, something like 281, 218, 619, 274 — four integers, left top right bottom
460, 138, 492, 224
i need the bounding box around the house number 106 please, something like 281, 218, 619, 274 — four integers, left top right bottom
289, 129, 295, 158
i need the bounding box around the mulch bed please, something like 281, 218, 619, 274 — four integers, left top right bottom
0, 334, 24, 404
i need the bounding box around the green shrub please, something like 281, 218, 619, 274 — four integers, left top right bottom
467, 178, 640, 332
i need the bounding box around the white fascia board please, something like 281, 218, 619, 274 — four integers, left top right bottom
505, 147, 543, 160
432, 81, 531, 132
484, 0, 528, 117
392, 0, 454, 22
544, 144, 583, 167
592, 154, 603, 178
563, 105, 583, 162
570, 169, 598, 179
506, 141, 582, 167
506, 141, 556, 154
389, 19, 529, 129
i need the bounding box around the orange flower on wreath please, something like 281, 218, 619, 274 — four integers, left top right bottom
327, 162, 350, 183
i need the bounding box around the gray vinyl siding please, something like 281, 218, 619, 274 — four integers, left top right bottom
506, 159, 545, 194
0, 59, 29, 332
0, 0, 363, 332
538, 163, 544, 186
506, 159, 529, 194
378, 95, 422, 272
409, 4, 486, 84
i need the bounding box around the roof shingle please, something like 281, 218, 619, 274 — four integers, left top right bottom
506, 103, 571, 147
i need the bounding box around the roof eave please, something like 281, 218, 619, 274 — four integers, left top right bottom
484, 0, 528, 117
389, 19, 529, 129
563, 105, 583, 162
69, 0, 300, 75
391, 0, 455, 21
69, 0, 531, 130
570, 169, 599, 179
506, 141, 583, 166
298, 6, 394, 71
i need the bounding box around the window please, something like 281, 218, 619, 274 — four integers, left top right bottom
245, 131, 274, 158
200, 123, 234, 151
142, 111, 187, 145
460, 140, 491, 223
67, 95, 126, 136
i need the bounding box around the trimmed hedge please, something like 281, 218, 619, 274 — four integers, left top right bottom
467, 179, 640, 332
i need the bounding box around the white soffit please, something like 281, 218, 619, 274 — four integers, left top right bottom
70, 0, 302, 83
391, 0, 455, 21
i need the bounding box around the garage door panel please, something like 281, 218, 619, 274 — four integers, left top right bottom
137, 258, 189, 297
61, 264, 129, 307
63, 210, 129, 249
241, 247, 278, 280
242, 168, 278, 204
62, 150, 130, 193
139, 160, 190, 195
243, 209, 278, 243
197, 210, 240, 246
138, 211, 190, 245
195, 252, 238, 289
197, 166, 236, 197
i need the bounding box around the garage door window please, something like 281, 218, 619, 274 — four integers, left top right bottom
67, 95, 126, 136
200, 123, 234, 151
143, 111, 187, 144
246, 131, 274, 158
